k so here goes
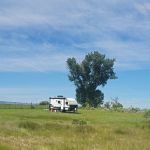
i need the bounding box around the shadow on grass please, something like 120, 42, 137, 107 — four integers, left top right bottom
114, 128, 130, 135
62, 111, 81, 114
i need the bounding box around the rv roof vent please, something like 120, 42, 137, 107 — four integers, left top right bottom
57, 95, 64, 98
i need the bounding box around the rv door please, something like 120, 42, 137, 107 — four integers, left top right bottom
61, 99, 65, 111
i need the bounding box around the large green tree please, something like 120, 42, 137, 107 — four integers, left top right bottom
67, 51, 117, 107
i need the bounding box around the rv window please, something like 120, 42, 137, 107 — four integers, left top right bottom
58, 101, 61, 104
66, 102, 68, 105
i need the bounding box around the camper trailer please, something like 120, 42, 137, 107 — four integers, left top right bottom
49, 96, 78, 112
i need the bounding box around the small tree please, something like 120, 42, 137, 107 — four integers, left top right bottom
67, 51, 117, 107
111, 97, 123, 110
104, 101, 111, 109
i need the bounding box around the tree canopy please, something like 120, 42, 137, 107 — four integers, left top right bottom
67, 51, 117, 107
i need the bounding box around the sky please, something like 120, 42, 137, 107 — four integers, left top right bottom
0, 0, 150, 108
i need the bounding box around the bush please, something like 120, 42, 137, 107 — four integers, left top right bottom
39, 101, 49, 105
104, 101, 111, 109
128, 107, 140, 113
72, 119, 87, 125
111, 98, 123, 111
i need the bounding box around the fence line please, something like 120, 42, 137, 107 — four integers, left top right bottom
0, 103, 49, 109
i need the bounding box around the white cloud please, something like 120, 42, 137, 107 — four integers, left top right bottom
0, 53, 72, 72
0, 86, 75, 103
0, 0, 89, 28
0, 0, 150, 71
135, 2, 150, 15
0, 87, 50, 102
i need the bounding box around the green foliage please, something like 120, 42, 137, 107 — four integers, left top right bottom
104, 101, 111, 109
67, 51, 116, 107
39, 101, 49, 105
111, 97, 123, 111
72, 119, 87, 125
128, 107, 141, 113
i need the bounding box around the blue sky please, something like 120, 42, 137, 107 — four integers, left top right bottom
0, 0, 150, 108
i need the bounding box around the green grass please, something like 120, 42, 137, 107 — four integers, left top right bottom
0, 108, 150, 150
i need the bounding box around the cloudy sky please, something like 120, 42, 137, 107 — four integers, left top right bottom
0, 0, 150, 108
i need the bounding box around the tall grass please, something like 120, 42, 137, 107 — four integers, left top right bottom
0, 109, 149, 150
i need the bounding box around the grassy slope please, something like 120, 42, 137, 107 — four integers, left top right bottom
0, 109, 150, 150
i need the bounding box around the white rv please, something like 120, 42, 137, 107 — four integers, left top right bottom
49, 96, 78, 112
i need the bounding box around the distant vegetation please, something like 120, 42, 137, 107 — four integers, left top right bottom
39, 101, 49, 105
103, 99, 144, 113
0, 99, 147, 114
103, 97, 123, 111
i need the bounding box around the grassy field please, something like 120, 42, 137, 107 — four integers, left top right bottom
0, 108, 150, 150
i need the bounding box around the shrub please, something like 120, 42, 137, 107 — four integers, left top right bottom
72, 119, 87, 125
128, 107, 140, 113
111, 98, 123, 111
39, 101, 49, 105
104, 101, 111, 109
